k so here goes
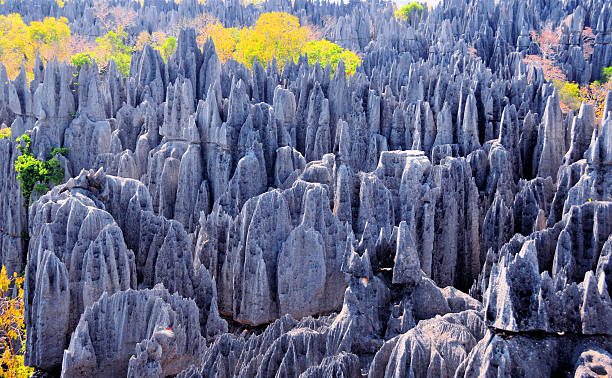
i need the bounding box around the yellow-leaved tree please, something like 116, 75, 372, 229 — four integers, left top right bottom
0, 266, 32, 378
0, 14, 71, 79
28, 16, 72, 63
198, 23, 241, 62
236, 12, 310, 69
0, 127, 10, 140
0, 14, 32, 79
194, 13, 359, 74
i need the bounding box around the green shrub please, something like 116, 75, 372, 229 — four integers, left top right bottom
554, 80, 583, 111
602, 65, 612, 84
0, 127, 9, 140
156, 36, 177, 62
305, 39, 361, 76
396, 2, 424, 22
14, 134, 69, 205
95, 29, 133, 77
71, 52, 92, 68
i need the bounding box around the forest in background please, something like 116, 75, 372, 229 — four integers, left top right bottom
0, 2, 361, 79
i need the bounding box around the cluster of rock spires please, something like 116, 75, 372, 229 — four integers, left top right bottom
1, 0, 612, 376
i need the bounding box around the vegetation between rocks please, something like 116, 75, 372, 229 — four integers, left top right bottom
396, 2, 424, 22
522, 24, 611, 118
1, 8, 360, 80
198, 12, 361, 73
0, 266, 31, 378
14, 134, 69, 205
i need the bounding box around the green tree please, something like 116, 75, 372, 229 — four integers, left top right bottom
71, 52, 93, 68
305, 39, 361, 76
157, 36, 177, 62
94, 28, 133, 76
602, 65, 612, 83
14, 134, 69, 205
396, 2, 424, 22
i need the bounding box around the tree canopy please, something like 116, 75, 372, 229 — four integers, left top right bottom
305, 39, 360, 76
236, 12, 310, 69
198, 23, 241, 62
0, 15, 71, 78
198, 12, 361, 74
0, 11, 360, 79
135, 31, 178, 63
396, 3, 424, 22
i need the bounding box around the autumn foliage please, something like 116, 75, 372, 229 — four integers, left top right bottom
198, 12, 360, 73
523, 27, 566, 82
198, 23, 241, 62
524, 25, 611, 118
579, 81, 612, 119
0, 11, 359, 83
0, 127, 9, 140
237, 13, 310, 68
92, 0, 137, 32
0, 266, 32, 378
0, 14, 72, 79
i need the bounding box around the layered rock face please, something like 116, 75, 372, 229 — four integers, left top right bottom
63, 285, 205, 378
24, 169, 227, 374
0, 0, 611, 376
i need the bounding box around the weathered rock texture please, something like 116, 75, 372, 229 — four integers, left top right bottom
62, 285, 204, 377
0, 0, 611, 376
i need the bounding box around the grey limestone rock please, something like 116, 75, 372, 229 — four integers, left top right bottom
392, 220, 424, 285
564, 102, 596, 166
483, 208, 612, 335
25, 184, 136, 370
4, 0, 612, 376
460, 93, 481, 155
25, 169, 227, 372
537, 91, 566, 180
64, 113, 112, 174
574, 349, 612, 377
62, 285, 204, 377
209, 178, 347, 326
0, 136, 27, 275
369, 310, 486, 378
457, 331, 612, 378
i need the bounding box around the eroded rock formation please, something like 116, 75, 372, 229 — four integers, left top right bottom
0, 0, 611, 376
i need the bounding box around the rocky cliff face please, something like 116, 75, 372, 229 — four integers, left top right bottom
0, 0, 611, 376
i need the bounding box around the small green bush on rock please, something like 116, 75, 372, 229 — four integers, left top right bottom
70, 52, 92, 68
14, 134, 69, 205
601, 65, 612, 84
